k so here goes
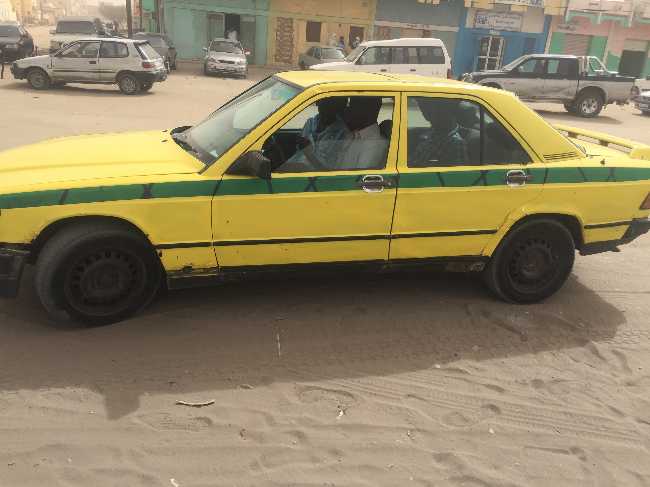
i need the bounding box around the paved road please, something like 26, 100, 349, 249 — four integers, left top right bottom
1, 68, 650, 487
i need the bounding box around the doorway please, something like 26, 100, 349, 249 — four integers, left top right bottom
225, 13, 241, 41
477, 36, 504, 71
619, 49, 646, 78
207, 13, 225, 43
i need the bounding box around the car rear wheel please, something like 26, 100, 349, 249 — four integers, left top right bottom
118, 74, 141, 95
575, 91, 603, 118
35, 223, 162, 326
27, 68, 51, 90
483, 220, 575, 304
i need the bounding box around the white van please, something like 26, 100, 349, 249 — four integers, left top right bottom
310, 38, 452, 78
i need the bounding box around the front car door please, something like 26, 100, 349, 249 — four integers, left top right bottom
208, 87, 400, 269
51, 41, 100, 82
355, 46, 391, 73
98, 41, 130, 81
390, 92, 545, 260
505, 57, 546, 99
543, 57, 579, 100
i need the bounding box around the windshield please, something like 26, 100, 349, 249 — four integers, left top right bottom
0, 26, 19, 37
186, 77, 301, 166
210, 41, 242, 54
56, 21, 95, 34
345, 45, 364, 62
136, 42, 161, 59
321, 47, 344, 59
502, 56, 528, 71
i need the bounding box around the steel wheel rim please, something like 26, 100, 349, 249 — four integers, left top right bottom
121, 77, 137, 93
506, 238, 558, 295
30, 72, 45, 88
64, 247, 146, 317
581, 97, 598, 114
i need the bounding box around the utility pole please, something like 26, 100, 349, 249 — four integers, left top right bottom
126, 0, 133, 37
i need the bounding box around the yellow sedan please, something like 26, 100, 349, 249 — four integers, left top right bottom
1, 71, 650, 325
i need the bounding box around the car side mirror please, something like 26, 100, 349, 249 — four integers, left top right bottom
226, 151, 272, 180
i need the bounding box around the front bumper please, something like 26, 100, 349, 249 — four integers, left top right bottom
0, 247, 29, 298
635, 100, 650, 112
10, 63, 26, 79
206, 62, 246, 75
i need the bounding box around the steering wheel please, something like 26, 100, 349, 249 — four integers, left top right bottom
264, 134, 287, 169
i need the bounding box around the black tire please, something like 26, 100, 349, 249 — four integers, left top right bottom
563, 102, 576, 113
203, 64, 209, 76
118, 73, 141, 95
27, 68, 51, 90
575, 90, 603, 118
141, 82, 153, 92
35, 222, 162, 326
483, 219, 575, 304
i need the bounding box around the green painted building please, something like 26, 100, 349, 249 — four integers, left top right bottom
161, 0, 269, 65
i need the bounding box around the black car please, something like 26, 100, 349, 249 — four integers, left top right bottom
133, 32, 177, 70
0, 21, 35, 63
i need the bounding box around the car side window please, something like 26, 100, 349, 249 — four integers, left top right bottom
516, 58, 544, 74
267, 95, 395, 173
418, 46, 445, 64
358, 47, 390, 65
99, 42, 129, 58
60, 41, 100, 58
407, 97, 530, 167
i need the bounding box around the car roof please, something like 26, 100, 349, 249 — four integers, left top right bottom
210, 38, 239, 43
360, 37, 446, 48
57, 16, 98, 22
63, 37, 140, 43
277, 70, 464, 89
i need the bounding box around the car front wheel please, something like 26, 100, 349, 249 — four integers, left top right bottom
27, 68, 51, 90
35, 222, 162, 326
118, 73, 141, 95
483, 219, 575, 304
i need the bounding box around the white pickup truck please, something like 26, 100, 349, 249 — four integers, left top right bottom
462, 54, 635, 117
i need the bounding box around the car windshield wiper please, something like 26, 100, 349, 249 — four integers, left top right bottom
171, 132, 199, 156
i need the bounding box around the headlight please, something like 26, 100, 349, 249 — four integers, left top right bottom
5, 43, 18, 49
236, 59, 245, 65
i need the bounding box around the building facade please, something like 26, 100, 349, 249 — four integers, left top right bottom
453, 0, 566, 76
266, 0, 377, 65
163, 0, 269, 65
373, 0, 464, 58
0, 0, 17, 21
547, 0, 650, 78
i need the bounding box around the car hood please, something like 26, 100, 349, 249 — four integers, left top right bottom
0, 131, 204, 193
15, 54, 49, 67
310, 61, 353, 70
0, 35, 21, 45
469, 69, 506, 78
208, 51, 245, 62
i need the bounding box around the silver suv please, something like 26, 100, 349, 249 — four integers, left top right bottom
11, 38, 167, 95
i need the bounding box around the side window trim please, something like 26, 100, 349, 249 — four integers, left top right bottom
401, 93, 540, 169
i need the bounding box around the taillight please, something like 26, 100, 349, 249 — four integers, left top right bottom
141, 61, 154, 68
447, 68, 453, 79
640, 192, 650, 210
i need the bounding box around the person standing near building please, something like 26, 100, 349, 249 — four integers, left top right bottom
337, 36, 346, 52
227, 28, 238, 42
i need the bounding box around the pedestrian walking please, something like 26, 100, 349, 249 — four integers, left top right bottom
0, 46, 5, 80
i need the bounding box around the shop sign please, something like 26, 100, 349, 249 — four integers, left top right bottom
497, 0, 544, 7
474, 10, 523, 31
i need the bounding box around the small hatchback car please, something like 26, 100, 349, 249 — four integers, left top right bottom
1, 72, 650, 325
11, 38, 167, 94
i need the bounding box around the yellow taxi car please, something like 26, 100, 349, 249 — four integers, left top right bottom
2, 71, 650, 325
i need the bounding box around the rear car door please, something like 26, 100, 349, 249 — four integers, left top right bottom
98, 41, 130, 81
51, 41, 100, 82
542, 58, 578, 99
355, 46, 392, 73
390, 93, 545, 260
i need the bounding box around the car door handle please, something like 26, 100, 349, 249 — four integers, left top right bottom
506, 169, 533, 187
357, 175, 393, 193
88, 60, 97, 64
410, 68, 416, 72
380, 69, 387, 72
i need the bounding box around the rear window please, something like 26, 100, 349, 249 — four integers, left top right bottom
0, 25, 19, 37
135, 42, 160, 59
56, 21, 96, 34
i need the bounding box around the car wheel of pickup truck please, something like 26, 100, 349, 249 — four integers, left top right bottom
35, 223, 162, 326
575, 91, 603, 118
484, 219, 575, 304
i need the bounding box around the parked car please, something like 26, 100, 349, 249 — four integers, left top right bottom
0, 21, 35, 62
462, 54, 634, 118
634, 90, 650, 115
133, 32, 177, 70
2, 71, 650, 325
11, 38, 167, 94
203, 38, 249, 78
298, 46, 344, 69
310, 38, 452, 78
49, 16, 108, 52
631, 75, 650, 99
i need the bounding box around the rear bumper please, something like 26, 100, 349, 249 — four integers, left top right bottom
580, 218, 650, 255
0, 247, 29, 298
137, 69, 167, 84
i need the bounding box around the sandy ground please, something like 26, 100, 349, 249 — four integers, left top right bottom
1, 66, 650, 487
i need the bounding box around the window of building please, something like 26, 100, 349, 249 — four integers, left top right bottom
306, 21, 321, 43
407, 97, 530, 167
477, 36, 504, 71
